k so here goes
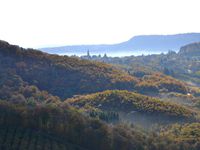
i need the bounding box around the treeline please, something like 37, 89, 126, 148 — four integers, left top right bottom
89, 110, 119, 123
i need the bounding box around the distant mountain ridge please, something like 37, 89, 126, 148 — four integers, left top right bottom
41, 33, 200, 56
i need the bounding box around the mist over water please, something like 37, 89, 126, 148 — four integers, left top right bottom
58, 50, 164, 57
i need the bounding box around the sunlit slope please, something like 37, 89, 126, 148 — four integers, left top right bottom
68, 90, 196, 120
0, 40, 138, 99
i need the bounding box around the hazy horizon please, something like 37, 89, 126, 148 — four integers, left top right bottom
1, 0, 200, 48
38, 32, 200, 49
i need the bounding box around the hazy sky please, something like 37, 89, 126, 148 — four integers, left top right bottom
0, 0, 200, 48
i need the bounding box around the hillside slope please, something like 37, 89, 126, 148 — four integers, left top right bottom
160, 123, 200, 149
68, 90, 197, 126
0, 101, 149, 150
0, 69, 60, 105
0, 40, 137, 99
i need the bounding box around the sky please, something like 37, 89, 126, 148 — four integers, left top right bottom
0, 0, 200, 48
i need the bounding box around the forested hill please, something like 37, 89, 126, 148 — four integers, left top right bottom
68, 90, 197, 126
0, 40, 157, 150
0, 40, 137, 99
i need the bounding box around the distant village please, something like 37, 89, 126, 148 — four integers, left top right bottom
80, 50, 108, 60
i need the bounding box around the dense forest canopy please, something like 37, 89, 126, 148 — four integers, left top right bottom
0, 40, 137, 99
68, 90, 195, 119
1, 40, 200, 150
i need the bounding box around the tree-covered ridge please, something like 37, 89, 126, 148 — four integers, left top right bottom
119, 65, 189, 95
68, 90, 195, 119
135, 73, 188, 95
82, 57, 191, 96
0, 40, 189, 99
0, 40, 137, 99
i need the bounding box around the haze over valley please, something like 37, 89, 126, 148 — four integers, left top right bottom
1, 0, 200, 149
